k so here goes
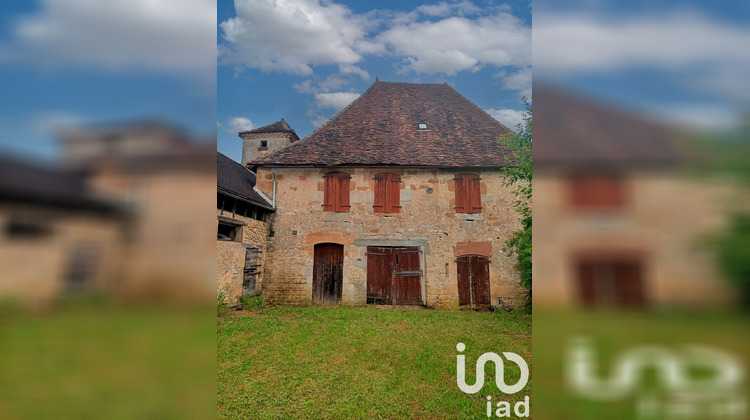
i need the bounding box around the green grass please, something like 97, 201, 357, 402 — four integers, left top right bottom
0, 304, 216, 419
532, 310, 750, 420
218, 306, 531, 419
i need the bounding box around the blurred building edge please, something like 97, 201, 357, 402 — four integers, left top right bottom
533, 85, 737, 310
0, 121, 216, 308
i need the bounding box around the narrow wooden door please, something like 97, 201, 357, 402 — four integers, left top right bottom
366, 247, 392, 304
313, 243, 343, 304
242, 245, 263, 295
456, 255, 491, 309
393, 247, 422, 304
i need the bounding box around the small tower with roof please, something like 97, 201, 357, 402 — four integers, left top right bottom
238, 118, 299, 167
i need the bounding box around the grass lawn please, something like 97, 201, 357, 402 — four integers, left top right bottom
532, 310, 750, 420
0, 304, 216, 419
217, 306, 532, 419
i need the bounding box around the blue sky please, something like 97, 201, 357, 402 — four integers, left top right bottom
217, 0, 531, 162
533, 1, 750, 131
0, 0, 216, 161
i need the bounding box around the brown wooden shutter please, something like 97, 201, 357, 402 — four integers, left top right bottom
323, 172, 351, 212
373, 175, 385, 212
467, 174, 481, 214
373, 173, 400, 213
337, 173, 350, 212
455, 173, 481, 214
454, 174, 468, 212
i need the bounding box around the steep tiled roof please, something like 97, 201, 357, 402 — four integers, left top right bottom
217, 152, 273, 209
534, 85, 686, 169
239, 118, 299, 140
251, 81, 514, 167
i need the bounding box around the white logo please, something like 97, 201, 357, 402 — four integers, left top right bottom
456, 342, 529, 394
567, 337, 747, 419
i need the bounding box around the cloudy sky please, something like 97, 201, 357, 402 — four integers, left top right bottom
533, 0, 750, 131
0, 0, 216, 160
217, 0, 531, 161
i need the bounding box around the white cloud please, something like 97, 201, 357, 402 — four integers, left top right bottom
486, 108, 525, 130
497, 66, 532, 98
227, 117, 254, 133
534, 12, 750, 73
4, 0, 216, 77
314, 92, 360, 110
415, 1, 480, 17
219, 0, 375, 75
338, 64, 370, 80
378, 13, 531, 75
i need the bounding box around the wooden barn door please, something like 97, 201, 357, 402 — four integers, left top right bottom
456, 255, 491, 309
366, 246, 422, 305
313, 243, 343, 304
393, 247, 422, 305
577, 259, 646, 308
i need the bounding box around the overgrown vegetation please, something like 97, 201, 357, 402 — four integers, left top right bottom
218, 306, 531, 419
238, 293, 266, 310
696, 119, 750, 307
498, 98, 532, 311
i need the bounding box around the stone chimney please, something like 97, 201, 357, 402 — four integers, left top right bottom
238, 118, 299, 167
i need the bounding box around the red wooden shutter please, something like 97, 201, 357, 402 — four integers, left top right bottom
373, 174, 386, 213
454, 174, 468, 213
323, 172, 351, 212
455, 173, 481, 214
373, 173, 400, 213
467, 174, 481, 214
337, 173, 350, 212
386, 173, 401, 213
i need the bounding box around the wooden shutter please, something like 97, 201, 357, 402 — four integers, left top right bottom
455, 173, 481, 214
570, 174, 626, 209
374, 173, 401, 213
323, 172, 351, 212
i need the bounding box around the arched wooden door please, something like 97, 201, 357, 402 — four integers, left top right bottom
313, 243, 343, 304
456, 255, 491, 309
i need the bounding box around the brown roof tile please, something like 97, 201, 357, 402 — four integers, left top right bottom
240, 118, 299, 140
534, 85, 686, 169
251, 81, 514, 167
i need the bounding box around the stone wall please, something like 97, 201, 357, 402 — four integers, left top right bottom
533, 169, 737, 308
255, 166, 524, 308
239, 132, 296, 167
216, 209, 270, 303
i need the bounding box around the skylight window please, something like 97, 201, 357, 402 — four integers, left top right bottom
418, 123, 427, 130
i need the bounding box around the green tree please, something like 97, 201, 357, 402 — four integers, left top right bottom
498, 99, 532, 310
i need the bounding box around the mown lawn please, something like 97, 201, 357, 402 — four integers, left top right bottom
532, 310, 750, 420
217, 306, 532, 419
0, 304, 216, 419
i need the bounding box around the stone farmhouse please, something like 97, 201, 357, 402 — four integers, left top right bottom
235, 80, 524, 309
533, 86, 735, 309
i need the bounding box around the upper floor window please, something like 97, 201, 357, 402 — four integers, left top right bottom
569, 174, 627, 210
323, 171, 351, 212
454, 173, 482, 214
373, 173, 401, 213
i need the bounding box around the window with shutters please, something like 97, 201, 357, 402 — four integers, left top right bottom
454, 173, 482, 214
322, 171, 351, 212
569, 174, 627, 210
373, 173, 401, 213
